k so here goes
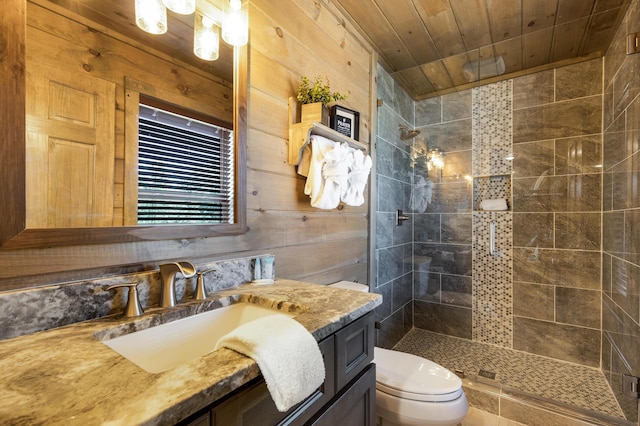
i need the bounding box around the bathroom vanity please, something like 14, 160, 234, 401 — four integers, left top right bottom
0, 280, 381, 425
184, 311, 376, 426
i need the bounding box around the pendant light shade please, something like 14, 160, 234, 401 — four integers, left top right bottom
194, 12, 220, 61
135, 0, 168, 34
221, 0, 248, 47
162, 0, 196, 15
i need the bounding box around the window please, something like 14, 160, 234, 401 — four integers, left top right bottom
137, 101, 234, 224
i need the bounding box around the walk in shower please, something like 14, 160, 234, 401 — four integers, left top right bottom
373, 48, 639, 425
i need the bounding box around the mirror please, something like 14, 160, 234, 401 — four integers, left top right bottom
0, 0, 248, 249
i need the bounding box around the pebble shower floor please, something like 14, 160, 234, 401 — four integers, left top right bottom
393, 328, 627, 423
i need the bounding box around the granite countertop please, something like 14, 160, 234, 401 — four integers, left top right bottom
0, 279, 381, 426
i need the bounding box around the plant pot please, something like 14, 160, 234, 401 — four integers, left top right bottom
301, 102, 329, 126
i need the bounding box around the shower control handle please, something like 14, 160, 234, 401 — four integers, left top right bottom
396, 210, 410, 226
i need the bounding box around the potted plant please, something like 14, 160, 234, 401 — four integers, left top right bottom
296, 75, 347, 125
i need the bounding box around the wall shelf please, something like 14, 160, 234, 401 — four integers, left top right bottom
288, 97, 367, 166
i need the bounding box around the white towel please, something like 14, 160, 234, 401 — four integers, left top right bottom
480, 198, 508, 211
215, 315, 325, 412
314, 142, 353, 209
342, 149, 372, 206
304, 135, 336, 205
303, 136, 371, 209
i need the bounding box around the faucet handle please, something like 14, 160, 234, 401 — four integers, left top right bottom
107, 282, 144, 317
195, 269, 215, 300
177, 261, 196, 278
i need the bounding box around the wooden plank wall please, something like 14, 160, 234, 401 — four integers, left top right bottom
0, 0, 376, 291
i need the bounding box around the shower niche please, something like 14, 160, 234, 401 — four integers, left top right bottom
472, 174, 511, 211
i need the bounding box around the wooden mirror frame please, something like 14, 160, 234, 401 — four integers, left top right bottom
0, 0, 248, 250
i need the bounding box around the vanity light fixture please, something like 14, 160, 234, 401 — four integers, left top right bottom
222, 0, 249, 47
134, 0, 248, 60
163, 0, 196, 15
135, 0, 168, 34
194, 11, 220, 61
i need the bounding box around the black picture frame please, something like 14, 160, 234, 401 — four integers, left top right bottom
330, 105, 360, 141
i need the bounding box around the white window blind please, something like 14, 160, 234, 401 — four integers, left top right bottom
137, 103, 234, 224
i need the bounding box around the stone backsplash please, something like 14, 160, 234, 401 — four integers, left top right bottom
0, 255, 275, 340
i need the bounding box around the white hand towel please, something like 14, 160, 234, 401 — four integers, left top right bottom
304, 135, 336, 203
312, 142, 352, 209
215, 315, 325, 412
480, 198, 508, 211
342, 149, 372, 206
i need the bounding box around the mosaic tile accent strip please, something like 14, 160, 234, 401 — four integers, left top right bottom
394, 328, 625, 421
472, 211, 513, 347
473, 175, 512, 211
472, 80, 512, 177
471, 80, 514, 348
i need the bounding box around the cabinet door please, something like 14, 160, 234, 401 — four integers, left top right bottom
211, 336, 335, 426
183, 412, 210, 426
309, 364, 376, 426
334, 312, 374, 390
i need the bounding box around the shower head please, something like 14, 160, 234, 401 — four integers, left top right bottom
399, 125, 421, 140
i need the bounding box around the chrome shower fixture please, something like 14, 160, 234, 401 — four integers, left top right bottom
399, 125, 421, 140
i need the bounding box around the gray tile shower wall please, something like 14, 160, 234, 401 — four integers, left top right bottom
412, 90, 474, 340
511, 58, 603, 368
374, 64, 415, 348
603, 0, 640, 422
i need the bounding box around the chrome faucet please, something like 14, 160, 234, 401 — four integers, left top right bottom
159, 261, 196, 308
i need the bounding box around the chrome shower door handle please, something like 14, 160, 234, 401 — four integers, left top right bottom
490, 220, 496, 256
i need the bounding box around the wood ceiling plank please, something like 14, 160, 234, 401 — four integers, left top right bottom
420, 60, 454, 92
594, 0, 627, 12
413, 0, 466, 57
394, 66, 436, 98
482, 37, 523, 76
522, 0, 558, 34
334, 0, 417, 71
486, 0, 522, 43
373, 0, 440, 64
449, 0, 492, 50
523, 27, 553, 68
557, 0, 595, 24
552, 16, 589, 61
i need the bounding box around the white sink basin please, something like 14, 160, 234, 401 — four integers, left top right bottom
101, 303, 295, 373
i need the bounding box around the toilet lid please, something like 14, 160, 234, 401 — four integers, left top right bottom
374, 347, 463, 402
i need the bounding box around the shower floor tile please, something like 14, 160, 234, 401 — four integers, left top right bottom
393, 328, 625, 421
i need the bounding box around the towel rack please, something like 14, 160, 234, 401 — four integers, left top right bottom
288, 97, 368, 165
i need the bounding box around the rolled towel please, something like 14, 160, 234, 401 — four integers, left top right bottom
480, 198, 508, 211
215, 315, 325, 412
342, 149, 372, 206
304, 135, 336, 203
313, 142, 353, 209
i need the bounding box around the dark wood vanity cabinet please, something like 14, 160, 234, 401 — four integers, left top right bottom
180, 311, 375, 426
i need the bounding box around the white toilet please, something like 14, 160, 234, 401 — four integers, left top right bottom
329, 281, 468, 426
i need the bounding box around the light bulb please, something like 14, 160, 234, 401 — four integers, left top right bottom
194, 13, 220, 61
222, 0, 248, 46
162, 0, 195, 15
135, 0, 167, 34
